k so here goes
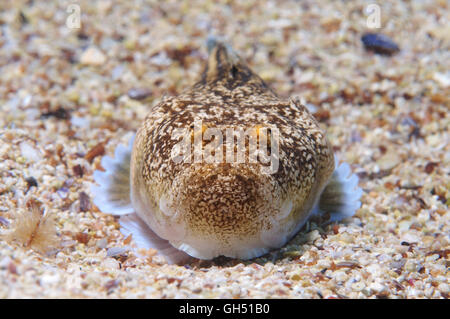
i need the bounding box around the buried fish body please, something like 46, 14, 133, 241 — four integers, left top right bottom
91, 38, 362, 264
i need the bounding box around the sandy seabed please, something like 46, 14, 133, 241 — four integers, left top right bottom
0, 0, 448, 298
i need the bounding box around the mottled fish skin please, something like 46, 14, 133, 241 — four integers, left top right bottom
130, 41, 335, 259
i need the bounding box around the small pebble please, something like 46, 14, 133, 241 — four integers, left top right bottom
96, 238, 108, 249
72, 164, 84, 178
56, 187, 69, 199
377, 150, 401, 171
79, 191, 91, 212
128, 88, 152, 100
361, 33, 400, 55
369, 282, 387, 293
41, 108, 71, 120
85, 142, 105, 163
101, 258, 120, 270
80, 46, 107, 65
0, 216, 9, 227
25, 176, 38, 190
104, 279, 119, 290
106, 246, 131, 257
433, 72, 450, 87
20, 142, 42, 162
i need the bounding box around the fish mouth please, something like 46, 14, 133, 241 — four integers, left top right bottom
171, 240, 271, 260
158, 163, 295, 260
167, 198, 295, 260
132, 162, 298, 261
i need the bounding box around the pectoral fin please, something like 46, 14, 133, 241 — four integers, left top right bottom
90, 134, 135, 215
119, 213, 193, 265
90, 134, 192, 264
313, 156, 363, 222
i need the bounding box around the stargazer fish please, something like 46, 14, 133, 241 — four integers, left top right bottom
91, 38, 362, 264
